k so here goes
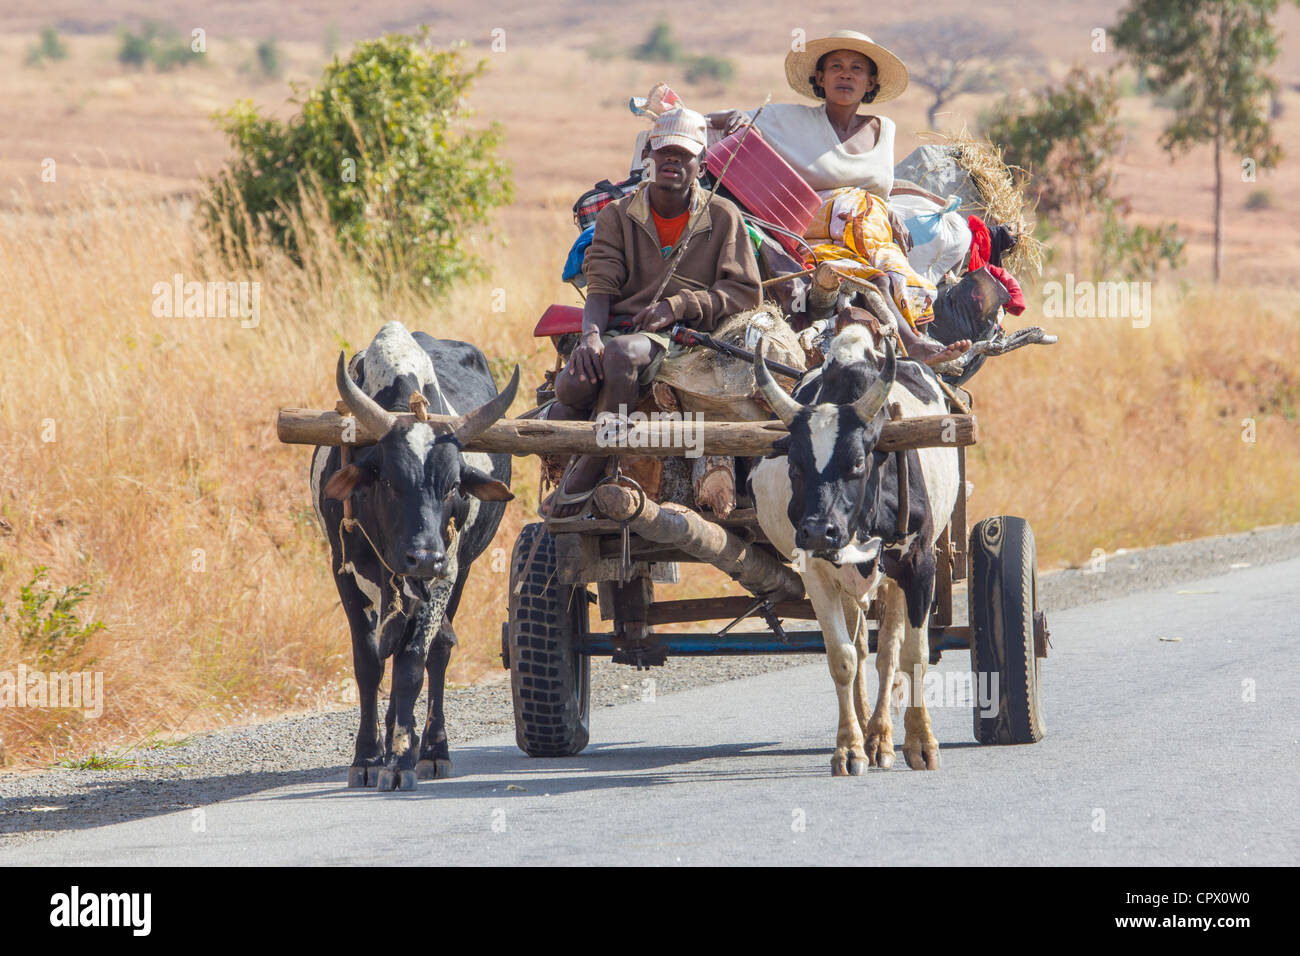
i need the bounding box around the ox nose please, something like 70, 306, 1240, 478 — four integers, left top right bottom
798, 518, 844, 552
404, 548, 446, 576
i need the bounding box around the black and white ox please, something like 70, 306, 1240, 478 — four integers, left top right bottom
310, 322, 517, 790
749, 324, 960, 776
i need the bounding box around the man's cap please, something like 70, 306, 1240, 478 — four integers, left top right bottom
647, 108, 708, 152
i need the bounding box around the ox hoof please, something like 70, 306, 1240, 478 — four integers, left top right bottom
397, 770, 418, 791
875, 751, 896, 770
904, 747, 941, 771
375, 768, 398, 791
348, 766, 381, 788
830, 752, 865, 777
416, 758, 453, 780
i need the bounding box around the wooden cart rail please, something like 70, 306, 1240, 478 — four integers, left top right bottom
276, 408, 977, 457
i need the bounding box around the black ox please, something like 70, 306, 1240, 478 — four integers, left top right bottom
311, 322, 517, 790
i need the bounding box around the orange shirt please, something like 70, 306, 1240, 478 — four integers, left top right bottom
651, 208, 690, 255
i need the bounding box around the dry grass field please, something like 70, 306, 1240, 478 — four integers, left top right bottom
0, 5, 1297, 767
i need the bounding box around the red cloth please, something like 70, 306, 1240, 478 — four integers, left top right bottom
987, 264, 1025, 315
967, 215, 991, 271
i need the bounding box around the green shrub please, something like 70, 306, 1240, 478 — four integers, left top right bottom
1095, 198, 1186, 280
685, 54, 735, 85
255, 38, 283, 79
633, 19, 682, 63
117, 22, 202, 71
0, 566, 104, 670
202, 30, 513, 297
25, 26, 69, 66
1245, 188, 1275, 211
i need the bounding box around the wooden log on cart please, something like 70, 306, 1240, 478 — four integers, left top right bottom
276, 408, 977, 456
591, 483, 805, 603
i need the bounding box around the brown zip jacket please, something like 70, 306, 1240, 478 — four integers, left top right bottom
582, 180, 761, 332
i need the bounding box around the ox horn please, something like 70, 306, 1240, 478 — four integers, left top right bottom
849, 336, 896, 424
435, 365, 520, 445
336, 352, 397, 440
752, 337, 804, 427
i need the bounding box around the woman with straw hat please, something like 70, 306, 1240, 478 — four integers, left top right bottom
707, 31, 962, 357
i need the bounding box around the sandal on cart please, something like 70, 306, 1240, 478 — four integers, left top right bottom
541, 484, 599, 526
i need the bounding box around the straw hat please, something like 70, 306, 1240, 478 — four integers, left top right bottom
784, 30, 909, 104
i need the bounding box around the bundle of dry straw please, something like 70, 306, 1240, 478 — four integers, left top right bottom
920, 125, 1045, 277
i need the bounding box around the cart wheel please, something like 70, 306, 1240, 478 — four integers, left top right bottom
969, 516, 1045, 744
507, 522, 591, 757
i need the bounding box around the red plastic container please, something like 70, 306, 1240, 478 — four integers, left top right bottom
705, 130, 819, 258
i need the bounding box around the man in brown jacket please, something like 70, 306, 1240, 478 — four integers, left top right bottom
548, 108, 762, 517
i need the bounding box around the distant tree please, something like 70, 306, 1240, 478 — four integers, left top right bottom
633, 19, 682, 63
892, 20, 1020, 129
1113, 0, 1293, 283
203, 31, 513, 296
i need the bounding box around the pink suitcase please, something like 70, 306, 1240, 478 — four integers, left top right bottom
705, 130, 819, 258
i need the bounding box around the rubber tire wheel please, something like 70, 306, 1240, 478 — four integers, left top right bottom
507, 522, 591, 757
969, 515, 1045, 744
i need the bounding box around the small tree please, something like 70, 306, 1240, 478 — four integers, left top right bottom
893, 20, 1020, 130
203, 31, 513, 296
1113, 0, 1292, 283
986, 67, 1124, 275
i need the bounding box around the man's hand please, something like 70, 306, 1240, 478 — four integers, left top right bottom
709, 109, 751, 135
888, 208, 913, 254
570, 331, 605, 384
632, 301, 675, 333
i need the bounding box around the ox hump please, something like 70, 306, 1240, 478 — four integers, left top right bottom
361, 322, 441, 397
827, 324, 880, 366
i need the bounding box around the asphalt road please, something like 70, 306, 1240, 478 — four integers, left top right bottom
4, 557, 1297, 866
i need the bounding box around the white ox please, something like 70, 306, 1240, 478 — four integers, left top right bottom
750, 325, 960, 775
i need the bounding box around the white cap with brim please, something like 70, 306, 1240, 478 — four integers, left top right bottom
647, 107, 709, 152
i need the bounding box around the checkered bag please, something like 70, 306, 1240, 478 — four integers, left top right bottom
572, 171, 643, 230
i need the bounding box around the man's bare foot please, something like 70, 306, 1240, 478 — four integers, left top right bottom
918, 338, 971, 366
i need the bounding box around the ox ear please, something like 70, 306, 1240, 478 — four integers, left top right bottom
764, 434, 791, 459
461, 464, 514, 502
324, 455, 377, 500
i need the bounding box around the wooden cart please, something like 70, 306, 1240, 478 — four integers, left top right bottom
278, 405, 1047, 757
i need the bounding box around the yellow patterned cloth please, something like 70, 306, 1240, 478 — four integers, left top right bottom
803, 187, 937, 330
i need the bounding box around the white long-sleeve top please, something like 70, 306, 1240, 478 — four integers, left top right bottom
746, 102, 896, 200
